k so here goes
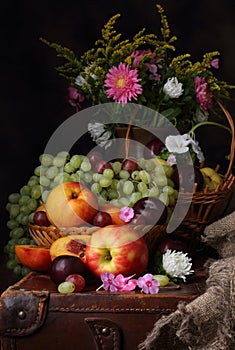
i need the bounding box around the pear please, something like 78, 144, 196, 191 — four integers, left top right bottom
200, 167, 223, 191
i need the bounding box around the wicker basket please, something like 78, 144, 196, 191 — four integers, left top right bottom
173, 102, 235, 245
28, 222, 166, 256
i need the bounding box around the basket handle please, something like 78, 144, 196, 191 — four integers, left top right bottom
216, 100, 235, 179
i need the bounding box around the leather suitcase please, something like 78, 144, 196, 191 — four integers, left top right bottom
0, 268, 206, 350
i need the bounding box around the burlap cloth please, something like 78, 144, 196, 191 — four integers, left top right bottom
139, 211, 235, 350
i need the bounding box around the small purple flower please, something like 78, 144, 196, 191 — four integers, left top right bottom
211, 58, 219, 69
96, 273, 137, 292
115, 274, 137, 291
66, 85, 85, 112
195, 76, 213, 111
119, 206, 134, 223
137, 273, 160, 294
98, 272, 120, 292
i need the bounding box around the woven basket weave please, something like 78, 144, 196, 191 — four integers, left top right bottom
28, 222, 166, 255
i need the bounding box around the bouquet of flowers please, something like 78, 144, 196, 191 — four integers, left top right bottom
41, 4, 235, 142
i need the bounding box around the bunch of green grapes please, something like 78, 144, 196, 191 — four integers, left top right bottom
4, 151, 95, 277
4, 151, 178, 277
91, 158, 178, 210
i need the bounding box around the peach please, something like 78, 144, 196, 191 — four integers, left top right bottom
45, 181, 99, 227
50, 235, 91, 264
15, 245, 52, 272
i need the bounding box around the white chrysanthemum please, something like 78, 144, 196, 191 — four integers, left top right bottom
165, 134, 191, 154
88, 122, 112, 149
162, 249, 194, 282
163, 77, 184, 98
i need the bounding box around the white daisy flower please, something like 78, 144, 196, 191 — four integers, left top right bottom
88, 122, 112, 149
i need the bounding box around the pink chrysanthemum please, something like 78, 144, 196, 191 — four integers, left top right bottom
105, 62, 142, 104
195, 76, 213, 111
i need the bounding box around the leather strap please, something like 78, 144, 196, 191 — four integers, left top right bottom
0, 286, 49, 337
85, 318, 122, 350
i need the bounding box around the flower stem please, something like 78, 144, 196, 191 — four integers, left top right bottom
188, 121, 231, 136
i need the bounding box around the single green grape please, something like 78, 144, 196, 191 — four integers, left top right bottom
18, 237, 31, 245
27, 178, 39, 188
92, 173, 102, 182
39, 153, 54, 167
53, 156, 66, 167
119, 170, 130, 180
31, 185, 42, 199
153, 175, 168, 187
70, 154, 82, 169
58, 281, 75, 294
20, 185, 31, 196
153, 275, 169, 287
6, 259, 19, 270
159, 192, 169, 206
139, 170, 151, 184
162, 185, 175, 196
103, 168, 114, 179
123, 180, 134, 195
112, 161, 122, 174
83, 173, 93, 183
46, 166, 59, 179
27, 198, 38, 211
34, 165, 47, 177
20, 205, 32, 216
149, 186, 159, 197
80, 159, 92, 172
99, 176, 112, 188
39, 175, 50, 187
70, 173, 80, 182
107, 188, 119, 200
91, 182, 102, 194
8, 193, 21, 204
20, 215, 30, 226
62, 173, 72, 182
130, 192, 142, 204
21, 266, 32, 276
7, 219, 19, 230
137, 182, 148, 193
9, 204, 20, 218
64, 162, 75, 174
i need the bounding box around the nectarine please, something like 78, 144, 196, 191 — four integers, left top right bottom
50, 235, 91, 264
15, 245, 52, 272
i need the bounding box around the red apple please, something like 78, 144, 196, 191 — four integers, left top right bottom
15, 245, 52, 272
85, 225, 149, 277
45, 181, 98, 227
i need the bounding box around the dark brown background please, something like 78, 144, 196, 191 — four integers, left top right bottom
0, 0, 235, 281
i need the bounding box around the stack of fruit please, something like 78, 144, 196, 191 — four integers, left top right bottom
4, 143, 224, 278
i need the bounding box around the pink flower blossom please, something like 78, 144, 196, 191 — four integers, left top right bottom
137, 273, 160, 294
96, 273, 137, 292
211, 58, 219, 69
131, 50, 156, 68
119, 206, 135, 222
105, 62, 142, 104
66, 86, 85, 112
195, 76, 213, 111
